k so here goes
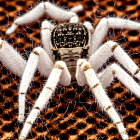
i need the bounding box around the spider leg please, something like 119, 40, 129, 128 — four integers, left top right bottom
70, 4, 83, 13
18, 47, 71, 122
89, 41, 140, 80
98, 64, 140, 98
18, 47, 54, 122
41, 20, 54, 60
89, 17, 140, 55
19, 61, 70, 140
76, 59, 128, 140
84, 21, 94, 35
6, 2, 82, 35
76, 59, 87, 86
0, 39, 26, 77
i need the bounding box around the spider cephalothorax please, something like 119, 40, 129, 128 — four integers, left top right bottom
51, 23, 89, 49
51, 23, 89, 79
1, 1, 140, 140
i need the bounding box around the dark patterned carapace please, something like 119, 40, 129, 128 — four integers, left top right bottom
51, 23, 89, 49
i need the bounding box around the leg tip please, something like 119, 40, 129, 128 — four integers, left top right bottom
122, 134, 129, 140
18, 115, 24, 123
19, 136, 26, 140
6, 29, 13, 35
6, 23, 18, 35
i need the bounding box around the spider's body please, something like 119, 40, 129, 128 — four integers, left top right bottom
0, 2, 140, 140
51, 23, 89, 79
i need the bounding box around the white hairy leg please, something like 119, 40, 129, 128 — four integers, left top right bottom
6, 2, 82, 35
76, 59, 87, 86
19, 61, 70, 140
89, 41, 140, 80
98, 64, 140, 98
18, 47, 71, 122
0, 39, 26, 77
89, 17, 140, 55
77, 59, 128, 140
41, 20, 54, 60
18, 47, 54, 122
83, 21, 94, 36
70, 4, 83, 13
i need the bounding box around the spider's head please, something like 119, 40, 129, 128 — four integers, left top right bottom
51, 23, 90, 80
51, 23, 89, 49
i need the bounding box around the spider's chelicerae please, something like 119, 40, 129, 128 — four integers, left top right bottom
0, 2, 140, 140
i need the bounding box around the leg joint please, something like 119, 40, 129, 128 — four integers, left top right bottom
106, 105, 112, 111
111, 44, 118, 52
26, 121, 32, 125
81, 62, 91, 71
33, 50, 40, 56
34, 106, 41, 110
116, 121, 121, 125
134, 68, 140, 76
55, 61, 66, 70
0, 40, 4, 49
112, 69, 116, 75
46, 86, 53, 91
19, 92, 25, 95
91, 83, 99, 90
55, 63, 64, 70
32, 47, 44, 56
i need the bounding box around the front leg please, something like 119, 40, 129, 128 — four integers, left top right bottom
18, 47, 54, 122
89, 41, 140, 80
18, 47, 71, 122
89, 17, 140, 56
6, 2, 82, 35
19, 61, 70, 140
76, 59, 128, 140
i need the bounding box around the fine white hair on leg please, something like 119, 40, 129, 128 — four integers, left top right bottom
97, 67, 114, 89
76, 59, 87, 86
18, 47, 54, 122
6, 2, 78, 35
69, 14, 79, 23
89, 41, 140, 81
79, 59, 128, 140
69, 4, 84, 23
70, 5, 83, 13
89, 18, 108, 55
110, 64, 140, 98
44, 2, 77, 21
107, 17, 140, 29
83, 21, 94, 50
41, 20, 54, 60
98, 64, 140, 98
83, 21, 94, 34
89, 17, 140, 56
59, 62, 71, 86
19, 61, 66, 140
6, 2, 45, 35
0, 39, 26, 77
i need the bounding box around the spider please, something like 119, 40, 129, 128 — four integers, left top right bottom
0, 1, 140, 140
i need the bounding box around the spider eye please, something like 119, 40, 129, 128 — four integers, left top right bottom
66, 32, 74, 42
76, 31, 83, 41
57, 33, 64, 42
